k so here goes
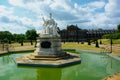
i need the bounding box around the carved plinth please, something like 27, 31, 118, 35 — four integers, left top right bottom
34, 34, 63, 56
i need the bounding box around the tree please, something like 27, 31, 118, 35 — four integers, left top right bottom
88, 40, 91, 45
98, 28, 103, 31
95, 40, 99, 48
102, 33, 120, 39
13, 34, 20, 42
18, 34, 25, 46
100, 40, 102, 44
25, 29, 38, 45
117, 24, 120, 32
13, 34, 26, 46
0, 31, 13, 44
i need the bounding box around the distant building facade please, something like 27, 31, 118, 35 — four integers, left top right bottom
59, 25, 116, 42
87, 29, 116, 39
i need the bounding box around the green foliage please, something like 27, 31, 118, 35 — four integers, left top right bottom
0, 29, 38, 46
26, 29, 38, 40
19, 34, 25, 46
0, 31, 13, 43
117, 24, 120, 32
102, 24, 120, 39
25, 29, 38, 45
13, 34, 25, 46
102, 34, 111, 39
95, 40, 99, 48
100, 40, 102, 44
13, 34, 22, 42
112, 33, 120, 39
88, 40, 91, 45
102, 33, 120, 39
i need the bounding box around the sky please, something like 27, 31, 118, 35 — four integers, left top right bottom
0, 0, 120, 33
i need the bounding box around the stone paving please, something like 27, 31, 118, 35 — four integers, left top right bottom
15, 52, 81, 68
104, 73, 120, 80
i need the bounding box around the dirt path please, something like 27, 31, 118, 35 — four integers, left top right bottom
104, 73, 120, 80
99, 44, 120, 55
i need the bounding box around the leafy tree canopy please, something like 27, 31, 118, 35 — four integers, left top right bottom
0, 31, 13, 43
117, 24, 120, 32
25, 29, 38, 45
26, 29, 38, 40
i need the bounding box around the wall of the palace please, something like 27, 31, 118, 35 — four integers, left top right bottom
59, 25, 116, 42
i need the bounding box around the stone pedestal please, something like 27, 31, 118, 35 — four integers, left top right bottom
34, 34, 63, 57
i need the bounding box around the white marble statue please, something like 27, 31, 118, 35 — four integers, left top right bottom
42, 13, 60, 37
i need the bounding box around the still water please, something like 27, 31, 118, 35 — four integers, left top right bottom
0, 51, 120, 80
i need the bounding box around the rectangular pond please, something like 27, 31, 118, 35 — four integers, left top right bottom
0, 50, 120, 80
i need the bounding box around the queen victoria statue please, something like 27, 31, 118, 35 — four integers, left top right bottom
16, 13, 81, 68
35, 13, 62, 55
41, 13, 60, 37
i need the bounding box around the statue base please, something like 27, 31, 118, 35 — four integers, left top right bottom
15, 52, 81, 68
34, 34, 62, 56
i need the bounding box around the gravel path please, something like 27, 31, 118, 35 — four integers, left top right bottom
104, 73, 120, 80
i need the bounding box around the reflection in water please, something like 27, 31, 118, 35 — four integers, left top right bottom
37, 68, 62, 80
100, 54, 120, 75
1, 55, 15, 64
105, 56, 120, 75
36, 64, 80, 80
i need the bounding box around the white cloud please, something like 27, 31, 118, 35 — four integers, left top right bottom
87, 1, 105, 9
0, 5, 42, 33
0, 0, 119, 33
78, 0, 120, 29
95, 0, 120, 29
0, 22, 27, 33
0, 6, 13, 16
105, 0, 120, 18
50, 0, 73, 11
9, 0, 24, 7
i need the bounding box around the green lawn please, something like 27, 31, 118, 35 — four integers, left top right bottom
62, 42, 101, 52
1, 40, 120, 55
11, 42, 35, 47
98, 39, 120, 45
